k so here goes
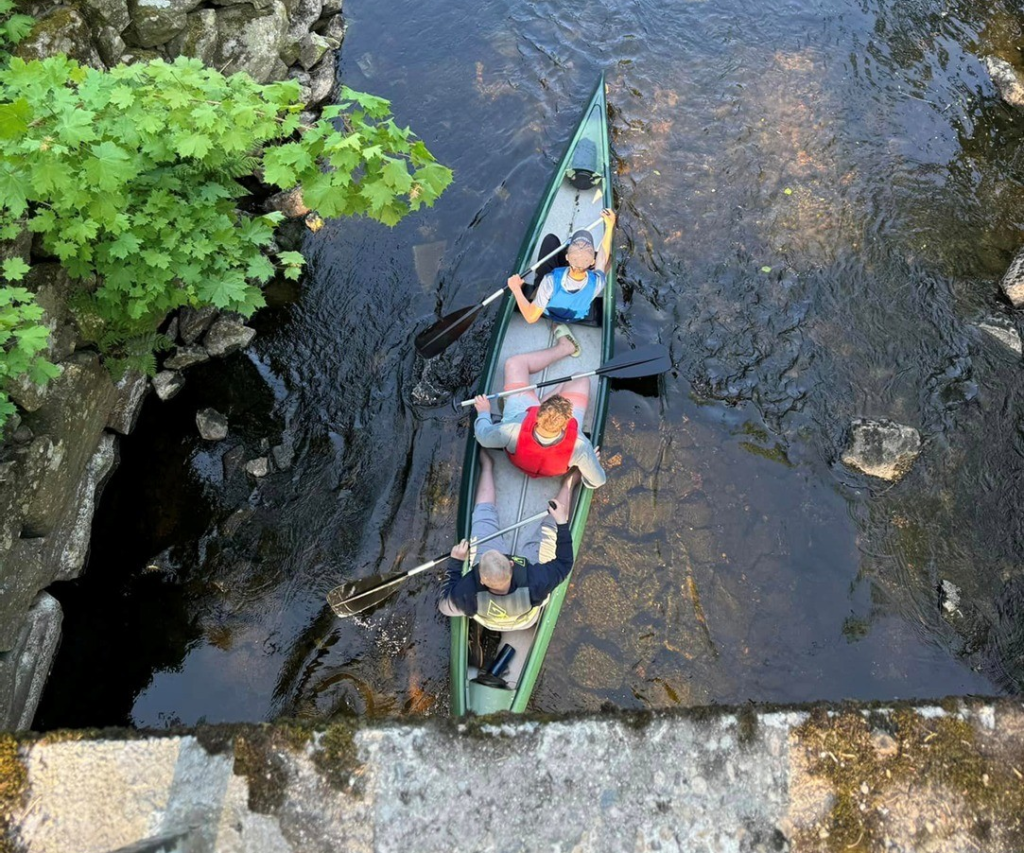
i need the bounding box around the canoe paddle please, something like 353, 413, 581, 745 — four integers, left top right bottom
327, 509, 550, 618
414, 216, 604, 360
456, 344, 672, 409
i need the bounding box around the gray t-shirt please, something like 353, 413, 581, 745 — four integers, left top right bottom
534, 269, 607, 313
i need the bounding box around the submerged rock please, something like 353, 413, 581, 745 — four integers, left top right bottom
152, 370, 185, 401
244, 456, 270, 477
977, 316, 1023, 356
197, 407, 228, 441
841, 418, 921, 482
985, 56, 1024, 109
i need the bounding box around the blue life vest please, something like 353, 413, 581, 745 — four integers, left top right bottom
544, 267, 601, 323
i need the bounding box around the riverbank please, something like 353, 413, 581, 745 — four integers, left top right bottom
0, 0, 344, 729
5, 698, 1024, 852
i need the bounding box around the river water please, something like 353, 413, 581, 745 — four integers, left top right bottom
36, 0, 1024, 728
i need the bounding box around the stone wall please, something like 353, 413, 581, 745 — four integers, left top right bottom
0, 0, 343, 730
3, 699, 1023, 853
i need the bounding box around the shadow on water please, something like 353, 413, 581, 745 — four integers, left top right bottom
38, 0, 1024, 728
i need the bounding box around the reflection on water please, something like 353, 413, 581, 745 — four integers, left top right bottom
37, 0, 1024, 728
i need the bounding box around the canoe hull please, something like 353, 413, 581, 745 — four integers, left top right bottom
451, 74, 614, 717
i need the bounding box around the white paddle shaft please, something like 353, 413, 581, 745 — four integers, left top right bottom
460, 370, 598, 408
478, 216, 604, 309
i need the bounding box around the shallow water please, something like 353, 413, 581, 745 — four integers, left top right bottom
36, 0, 1024, 728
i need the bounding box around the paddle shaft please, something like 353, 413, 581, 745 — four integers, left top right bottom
342, 509, 550, 601
474, 216, 605, 310
460, 370, 598, 408
458, 346, 672, 409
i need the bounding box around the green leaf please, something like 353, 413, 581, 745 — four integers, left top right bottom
381, 157, 413, 192
176, 133, 212, 159
0, 99, 31, 139
84, 141, 135, 191
2, 257, 30, 281
360, 179, 394, 213
276, 250, 304, 266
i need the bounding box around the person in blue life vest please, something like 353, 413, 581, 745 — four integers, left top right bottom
506, 208, 617, 324
438, 451, 577, 688
471, 332, 606, 487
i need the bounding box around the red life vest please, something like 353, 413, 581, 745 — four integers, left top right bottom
507, 406, 578, 478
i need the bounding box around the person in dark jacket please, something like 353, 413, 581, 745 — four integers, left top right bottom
438, 451, 577, 687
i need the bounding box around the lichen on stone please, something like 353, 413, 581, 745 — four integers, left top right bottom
0, 734, 28, 853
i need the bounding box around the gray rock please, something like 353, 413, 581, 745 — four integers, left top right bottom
307, 52, 335, 104
321, 0, 342, 15
164, 346, 211, 370
164, 315, 180, 344
976, 316, 1022, 355
79, 0, 130, 32
318, 14, 344, 43
107, 370, 149, 435
196, 407, 228, 441
125, 0, 203, 48
244, 456, 269, 477
271, 441, 294, 471
266, 187, 309, 217
178, 305, 219, 346
12, 425, 33, 445
93, 25, 126, 66
985, 56, 1024, 109
203, 316, 256, 357
15, 7, 105, 68
1000, 247, 1024, 309
841, 418, 921, 482
152, 370, 185, 401
287, 0, 323, 42
213, 1, 290, 84
0, 592, 62, 731
296, 32, 335, 70
119, 47, 163, 64
167, 7, 218, 65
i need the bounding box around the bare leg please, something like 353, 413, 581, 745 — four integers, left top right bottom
475, 450, 495, 506
503, 338, 576, 387
542, 375, 590, 410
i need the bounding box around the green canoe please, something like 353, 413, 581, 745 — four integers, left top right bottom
450, 74, 615, 717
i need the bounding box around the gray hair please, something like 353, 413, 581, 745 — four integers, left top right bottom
478, 550, 511, 588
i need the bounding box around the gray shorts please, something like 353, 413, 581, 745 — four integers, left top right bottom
470, 502, 557, 564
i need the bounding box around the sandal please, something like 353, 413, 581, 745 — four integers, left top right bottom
553, 324, 582, 358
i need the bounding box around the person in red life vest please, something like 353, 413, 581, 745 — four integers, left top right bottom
438, 451, 577, 688
473, 331, 606, 488
505, 208, 616, 325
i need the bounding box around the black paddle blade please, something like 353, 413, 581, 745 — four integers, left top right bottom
414, 304, 482, 359
600, 344, 672, 379
326, 572, 406, 618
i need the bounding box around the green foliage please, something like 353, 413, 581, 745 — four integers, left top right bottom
0, 0, 33, 64
0, 55, 453, 328
0, 260, 58, 430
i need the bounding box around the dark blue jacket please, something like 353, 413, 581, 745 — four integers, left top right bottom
439, 522, 574, 618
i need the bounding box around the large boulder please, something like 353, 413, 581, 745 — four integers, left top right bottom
106, 370, 150, 435
152, 370, 185, 401
15, 7, 105, 68
985, 56, 1024, 109
841, 418, 921, 482
0, 592, 62, 731
167, 8, 218, 65
213, 1, 290, 84
125, 0, 203, 49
